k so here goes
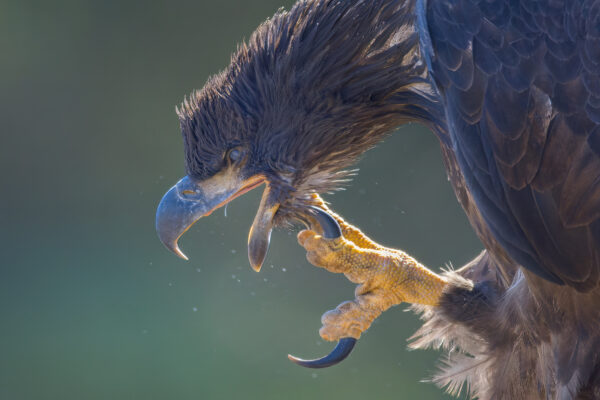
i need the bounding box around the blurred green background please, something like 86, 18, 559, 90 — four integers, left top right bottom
1, 1, 482, 399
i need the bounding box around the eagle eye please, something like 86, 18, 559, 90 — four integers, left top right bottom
227, 148, 243, 164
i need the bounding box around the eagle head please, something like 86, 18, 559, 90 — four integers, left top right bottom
156, 0, 435, 271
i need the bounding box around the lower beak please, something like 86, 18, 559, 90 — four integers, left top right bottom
248, 187, 279, 272
156, 174, 278, 270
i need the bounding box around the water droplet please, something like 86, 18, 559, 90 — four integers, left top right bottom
192, 307, 198, 312
232, 274, 236, 279
250, 291, 256, 296
281, 268, 287, 272
196, 268, 201, 273
231, 249, 237, 254
224, 203, 228, 217
311, 373, 318, 379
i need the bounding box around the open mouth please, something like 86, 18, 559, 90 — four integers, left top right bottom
155, 173, 271, 262
205, 176, 266, 217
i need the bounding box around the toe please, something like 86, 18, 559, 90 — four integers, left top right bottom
298, 230, 327, 251
319, 301, 365, 340
297, 230, 315, 246
306, 250, 323, 266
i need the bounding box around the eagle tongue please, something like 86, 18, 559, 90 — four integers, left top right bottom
247, 185, 279, 272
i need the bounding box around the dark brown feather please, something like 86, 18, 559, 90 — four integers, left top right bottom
177, 0, 600, 396
427, 0, 600, 290
416, 0, 600, 397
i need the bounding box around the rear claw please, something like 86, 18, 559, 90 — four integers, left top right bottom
287, 337, 357, 368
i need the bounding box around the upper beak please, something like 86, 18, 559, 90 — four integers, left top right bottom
156, 174, 266, 261
156, 166, 285, 272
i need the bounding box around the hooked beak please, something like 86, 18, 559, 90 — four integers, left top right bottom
156, 171, 279, 271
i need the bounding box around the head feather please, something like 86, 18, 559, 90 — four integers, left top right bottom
178, 0, 441, 208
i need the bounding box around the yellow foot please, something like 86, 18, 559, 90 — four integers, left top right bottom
299, 196, 447, 341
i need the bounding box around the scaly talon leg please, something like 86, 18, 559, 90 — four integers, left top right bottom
299, 197, 447, 342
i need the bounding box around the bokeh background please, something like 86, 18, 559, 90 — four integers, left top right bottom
1, 1, 482, 399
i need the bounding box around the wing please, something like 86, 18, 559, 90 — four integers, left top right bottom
425, 0, 600, 291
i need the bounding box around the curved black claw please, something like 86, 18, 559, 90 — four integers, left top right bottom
307, 205, 342, 239
287, 337, 357, 368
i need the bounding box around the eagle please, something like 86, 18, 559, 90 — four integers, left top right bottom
155, 0, 600, 398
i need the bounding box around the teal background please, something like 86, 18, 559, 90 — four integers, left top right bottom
1, 1, 481, 399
